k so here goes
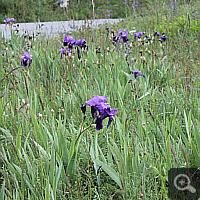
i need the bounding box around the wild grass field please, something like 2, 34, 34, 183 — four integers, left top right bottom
0, 0, 200, 199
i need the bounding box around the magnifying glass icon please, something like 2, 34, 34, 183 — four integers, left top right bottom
174, 174, 196, 193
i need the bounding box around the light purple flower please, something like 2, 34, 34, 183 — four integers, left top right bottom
86, 95, 107, 118
131, 71, 145, 78
60, 48, 67, 59
137, 32, 144, 38
20, 52, 32, 67
5, 17, 15, 25
75, 39, 86, 48
118, 29, 123, 36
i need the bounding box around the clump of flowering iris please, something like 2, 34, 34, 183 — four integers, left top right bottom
130, 71, 145, 78
20, 52, 32, 67
82, 95, 117, 130
5, 17, 15, 25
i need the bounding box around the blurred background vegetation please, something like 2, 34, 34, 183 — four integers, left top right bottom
0, 0, 125, 23
0, 0, 170, 23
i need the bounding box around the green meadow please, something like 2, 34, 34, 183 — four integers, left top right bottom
0, 0, 200, 199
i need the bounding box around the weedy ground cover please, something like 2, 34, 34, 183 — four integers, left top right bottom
0, 0, 200, 199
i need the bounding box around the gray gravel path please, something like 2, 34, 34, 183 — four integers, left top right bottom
0, 18, 123, 39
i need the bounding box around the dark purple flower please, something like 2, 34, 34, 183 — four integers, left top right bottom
63, 35, 73, 46
95, 116, 103, 130
113, 35, 119, 43
106, 27, 109, 32
131, 71, 145, 78
68, 39, 76, 49
121, 29, 128, 43
76, 39, 86, 48
160, 35, 167, 41
77, 47, 81, 60
20, 52, 32, 67
95, 102, 117, 130
60, 48, 66, 59
153, 31, 160, 37
134, 33, 138, 38
81, 104, 87, 121
81, 104, 86, 114
85, 96, 117, 130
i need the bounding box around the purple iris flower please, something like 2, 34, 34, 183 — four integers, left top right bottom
85, 95, 117, 130
131, 71, 145, 78
68, 39, 76, 49
160, 35, 167, 41
5, 17, 15, 25
81, 104, 86, 114
153, 31, 160, 37
105, 9, 108, 14
106, 27, 109, 32
134, 33, 138, 38
85, 95, 107, 118
75, 39, 82, 47
137, 32, 144, 38
75, 39, 86, 48
118, 29, 123, 36
20, 52, 32, 67
60, 48, 67, 59
95, 102, 117, 130
113, 35, 119, 43
63, 35, 73, 46
63, 35, 76, 48
121, 29, 128, 43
